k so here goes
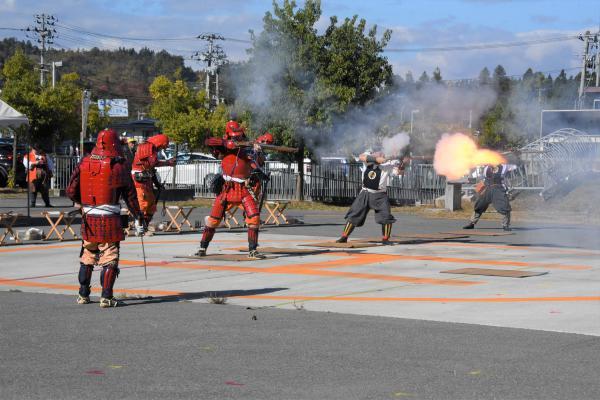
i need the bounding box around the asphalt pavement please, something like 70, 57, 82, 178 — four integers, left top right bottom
2, 291, 599, 400
1, 196, 599, 399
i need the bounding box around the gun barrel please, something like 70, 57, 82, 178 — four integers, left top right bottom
409, 155, 434, 160
237, 141, 299, 153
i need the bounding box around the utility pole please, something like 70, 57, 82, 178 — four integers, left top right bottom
576, 30, 600, 108
26, 14, 57, 86
194, 33, 227, 109
595, 31, 600, 87
81, 90, 91, 156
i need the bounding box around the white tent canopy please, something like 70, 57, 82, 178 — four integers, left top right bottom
0, 99, 29, 128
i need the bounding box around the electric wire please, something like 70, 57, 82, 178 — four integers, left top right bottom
385, 35, 578, 52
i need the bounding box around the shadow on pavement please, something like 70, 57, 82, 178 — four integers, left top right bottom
120, 287, 288, 307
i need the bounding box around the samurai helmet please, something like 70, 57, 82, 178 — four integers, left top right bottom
224, 120, 246, 140
147, 133, 170, 150
92, 129, 123, 157
256, 132, 274, 144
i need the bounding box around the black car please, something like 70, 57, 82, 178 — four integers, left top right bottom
0, 143, 27, 188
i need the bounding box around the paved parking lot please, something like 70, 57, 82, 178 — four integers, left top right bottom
1, 213, 599, 399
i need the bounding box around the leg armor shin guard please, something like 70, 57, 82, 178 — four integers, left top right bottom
78, 263, 94, 297
200, 226, 216, 250
248, 227, 259, 251
100, 262, 120, 299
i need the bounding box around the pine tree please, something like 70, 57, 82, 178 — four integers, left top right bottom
478, 67, 490, 86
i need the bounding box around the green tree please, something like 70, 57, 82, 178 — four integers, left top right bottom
1, 49, 83, 147
492, 65, 510, 95
237, 0, 393, 146
87, 103, 111, 135
478, 67, 490, 86
321, 14, 392, 107
432, 67, 442, 83
148, 75, 228, 148
416, 71, 429, 89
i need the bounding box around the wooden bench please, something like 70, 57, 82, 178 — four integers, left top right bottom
0, 212, 22, 245
41, 210, 79, 241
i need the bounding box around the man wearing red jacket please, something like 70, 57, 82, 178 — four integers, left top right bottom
131, 133, 173, 225
195, 121, 269, 259
67, 128, 144, 308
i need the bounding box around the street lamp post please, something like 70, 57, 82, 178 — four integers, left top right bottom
51, 61, 62, 89
410, 109, 420, 136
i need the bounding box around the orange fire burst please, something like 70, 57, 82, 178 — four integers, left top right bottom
433, 133, 506, 180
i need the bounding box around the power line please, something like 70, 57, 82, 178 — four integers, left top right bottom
385, 35, 578, 53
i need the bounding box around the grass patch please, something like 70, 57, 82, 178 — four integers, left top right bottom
0, 188, 28, 199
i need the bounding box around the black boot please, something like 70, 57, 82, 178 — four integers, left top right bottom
463, 223, 475, 230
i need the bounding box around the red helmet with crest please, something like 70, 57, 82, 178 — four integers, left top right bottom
224, 120, 246, 140
92, 129, 123, 157
147, 133, 170, 150
256, 132, 274, 145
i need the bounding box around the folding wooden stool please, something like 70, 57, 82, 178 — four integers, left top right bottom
0, 212, 21, 245
223, 204, 244, 229
264, 201, 290, 225
42, 210, 79, 241
165, 206, 196, 233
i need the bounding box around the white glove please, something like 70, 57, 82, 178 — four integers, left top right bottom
134, 219, 146, 236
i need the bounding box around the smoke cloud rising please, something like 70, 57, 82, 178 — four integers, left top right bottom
381, 132, 411, 157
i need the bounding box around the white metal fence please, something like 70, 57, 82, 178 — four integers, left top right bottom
50, 155, 549, 205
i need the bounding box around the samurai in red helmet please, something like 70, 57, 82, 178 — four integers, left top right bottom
132, 133, 175, 225
223, 120, 247, 141
66, 128, 144, 308
196, 120, 269, 259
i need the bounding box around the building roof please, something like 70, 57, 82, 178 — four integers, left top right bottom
110, 118, 158, 129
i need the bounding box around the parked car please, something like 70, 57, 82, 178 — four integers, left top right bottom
175, 152, 215, 164
0, 143, 27, 187
56, 140, 96, 156
155, 153, 219, 188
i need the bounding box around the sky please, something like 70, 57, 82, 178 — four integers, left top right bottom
0, 0, 599, 80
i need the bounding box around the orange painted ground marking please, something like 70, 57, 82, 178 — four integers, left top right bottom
260, 250, 589, 271
119, 256, 479, 286
189, 250, 588, 272
0, 278, 180, 296
0, 243, 80, 253
0, 238, 315, 254
2, 276, 597, 303
236, 294, 600, 303
362, 253, 590, 271
425, 241, 600, 258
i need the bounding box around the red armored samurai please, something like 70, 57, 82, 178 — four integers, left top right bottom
131, 133, 173, 225
195, 121, 270, 259
67, 129, 144, 308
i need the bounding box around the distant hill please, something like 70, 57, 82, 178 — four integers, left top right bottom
0, 38, 199, 116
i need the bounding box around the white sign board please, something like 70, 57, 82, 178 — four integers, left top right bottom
98, 99, 129, 117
